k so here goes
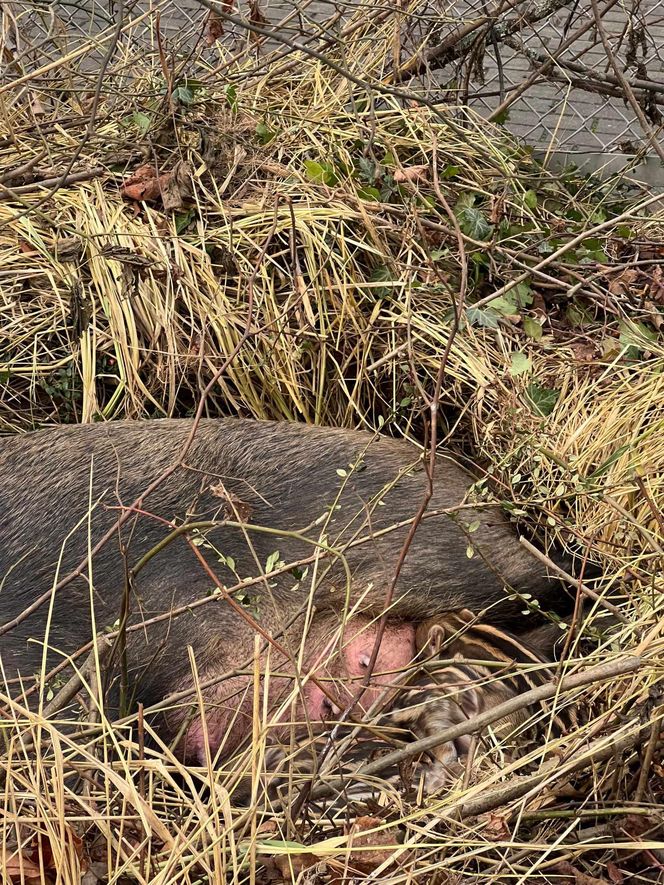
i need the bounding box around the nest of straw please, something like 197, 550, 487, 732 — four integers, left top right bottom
2, 3, 664, 882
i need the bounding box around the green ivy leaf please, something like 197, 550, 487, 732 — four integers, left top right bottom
174, 208, 195, 234
526, 382, 559, 417
510, 352, 532, 376
172, 84, 195, 105
454, 193, 493, 240
304, 160, 337, 186
523, 189, 538, 209
465, 306, 499, 328
132, 111, 151, 135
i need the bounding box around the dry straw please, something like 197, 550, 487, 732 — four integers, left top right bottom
1, 1, 664, 882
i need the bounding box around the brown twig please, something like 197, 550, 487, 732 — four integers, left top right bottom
519, 537, 628, 623
589, 0, 664, 165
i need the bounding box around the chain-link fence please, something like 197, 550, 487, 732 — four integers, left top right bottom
3, 0, 664, 181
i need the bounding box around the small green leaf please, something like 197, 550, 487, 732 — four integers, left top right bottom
132, 111, 151, 135
357, 185, 381, 202
492, 108, 510, 125
457, 206, 493, 241
265, 550, 281, 574
513, 282, 533, 306
256, 121, 275, 144
523, 317, 542, 340
225, 84, 238, 111
510, 352, 532, 376
336, 468, 347, 477
619, 320, 657, 352
304, 160, 337, 186
465, 306, 499, 328
174, 208, 195, 234
454, 191, 493, 241
172, 84, 195, 105
357, 156, 377, 182
466, 545, 474, 558
304, 160, 326, 182
490, 294, 520, 317
526, 382, 559, 417
523, 189, 538, 209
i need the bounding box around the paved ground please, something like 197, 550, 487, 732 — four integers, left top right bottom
10, 0, 664, 181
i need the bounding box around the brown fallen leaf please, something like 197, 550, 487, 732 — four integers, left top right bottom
346, 815, 396, 873
268, 853, 319, 880
393, 164, 428, 184
249, 0, 268, 26
483, 811, 512, 841
121, 164, 164, 203
204, 10, 224, 45
209, 484, 254, 523
160, 161, 192, 212
606, 861, 624, 884
607, 267, 639, 297
4, 853, 50, 885
569, 341, 597, 362
648, 265, 664, 305
553, 860, 610, 884
489, 195, 505, 224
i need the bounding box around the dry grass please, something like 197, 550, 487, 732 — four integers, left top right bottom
2, 2, 664, 882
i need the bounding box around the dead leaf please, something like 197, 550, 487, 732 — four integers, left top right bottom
553, 860, 610, 884
644, 300, 664, 330
393, 165, 428, 184
648, 265, 664, 305
204, 10, 224, 44
607, 267, 639, 297
30, 92, 47, 116
249, 0, 268, 24
121, 164, 164, 203
489, 195, 505, 224
346, 815, 396, 872
121, 162, 191, 211
483, 811, 511, 841
606, 861, 624, 884
248, 0, 268, 43
569, 341, 597, 362
160, 162, 192, 212
209, 484, 254, 523
270, 853, 318, 879
4, 853, 49, 885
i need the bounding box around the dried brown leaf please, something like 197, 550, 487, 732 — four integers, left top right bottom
393, 165, 428, 184
160, 162, 192, 212
553, 861, 610, 884
121, 164, 163, 203
209, 484, 254, 522
346, 815, 396, 872
606, 861, 624, 884
204, 11, 224, 44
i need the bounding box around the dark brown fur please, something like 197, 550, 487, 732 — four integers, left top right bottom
0, 418, 575, 759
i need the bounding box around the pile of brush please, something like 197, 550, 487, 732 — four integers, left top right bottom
1, 1, 663, 882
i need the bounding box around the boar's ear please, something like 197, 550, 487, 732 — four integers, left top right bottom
457, 608, 477, 623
